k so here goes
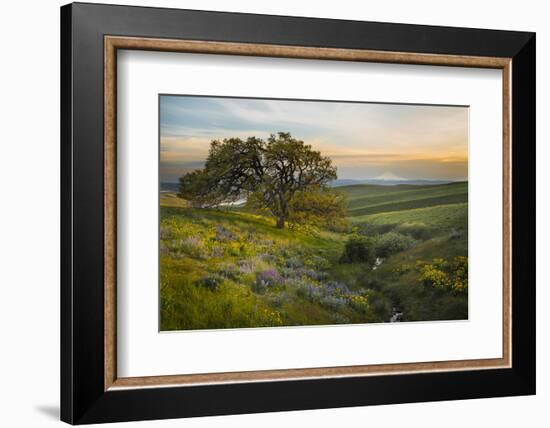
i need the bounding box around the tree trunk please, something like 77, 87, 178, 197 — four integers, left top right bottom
276, 217, 285, 229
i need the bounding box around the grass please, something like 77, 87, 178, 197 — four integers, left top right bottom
351, 203, 468, 231
160, 182, 468, 331
347, 199, 468, 322
344, 181, 467, 216
160, 192, 188, 208
160, 207, 351, 330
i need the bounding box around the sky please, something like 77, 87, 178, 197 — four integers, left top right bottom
159, 95, 468, 183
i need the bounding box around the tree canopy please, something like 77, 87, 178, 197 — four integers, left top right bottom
178, 132, 346, 229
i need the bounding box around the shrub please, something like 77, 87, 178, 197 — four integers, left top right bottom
373, 232, 417, 258
450, 256, 468, 293
340, 236, 375, 264
348, 293, 370, 314
419, 263, 450, 288
303, 254, 331, 271
417, 256, 468, 294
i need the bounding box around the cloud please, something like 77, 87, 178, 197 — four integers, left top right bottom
159, 96, 468, 181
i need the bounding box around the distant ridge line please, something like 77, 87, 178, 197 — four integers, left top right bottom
330, 178, 465, 187
160, 179, 467, 192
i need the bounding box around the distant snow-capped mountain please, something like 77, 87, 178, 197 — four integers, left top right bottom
373, 171, 407, 181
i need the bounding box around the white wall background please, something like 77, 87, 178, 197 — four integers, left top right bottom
0, 0, 546, 426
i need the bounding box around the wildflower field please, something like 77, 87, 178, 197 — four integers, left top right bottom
160, 182, 468, 330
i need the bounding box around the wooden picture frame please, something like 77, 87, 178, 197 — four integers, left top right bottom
61, 2, 535, 424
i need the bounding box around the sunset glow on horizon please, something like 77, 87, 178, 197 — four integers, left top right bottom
160, 95, 468, 183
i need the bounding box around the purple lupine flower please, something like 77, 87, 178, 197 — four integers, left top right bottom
253, 269, 285, 294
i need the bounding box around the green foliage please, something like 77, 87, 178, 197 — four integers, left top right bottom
182, 136, 265, 207
416, 256, 468, 294
287, 186, 349, 232
347, 292, 371, 314
178, 169, 222, 208
178, 132, 341, 229
159, 207, 382, 330
372, 232, 417, 258
340, 231, 416, 264
340, 236, 375, 264
161, 179, 469, 330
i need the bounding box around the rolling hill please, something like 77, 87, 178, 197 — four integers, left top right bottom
160, 181, 469, 330
338, 181, 468, 217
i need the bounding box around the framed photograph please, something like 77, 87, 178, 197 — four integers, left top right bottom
61, 2, 535, 424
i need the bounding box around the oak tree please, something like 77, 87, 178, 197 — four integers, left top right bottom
179, 132, 343, 229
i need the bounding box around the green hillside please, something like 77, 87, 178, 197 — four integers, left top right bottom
160, 182, 469, 331
340, 181, 468, 217
160, 207, 349, 330
351, 203, 468, 232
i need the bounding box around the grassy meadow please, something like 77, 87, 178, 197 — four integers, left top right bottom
160, 181, 468, 331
